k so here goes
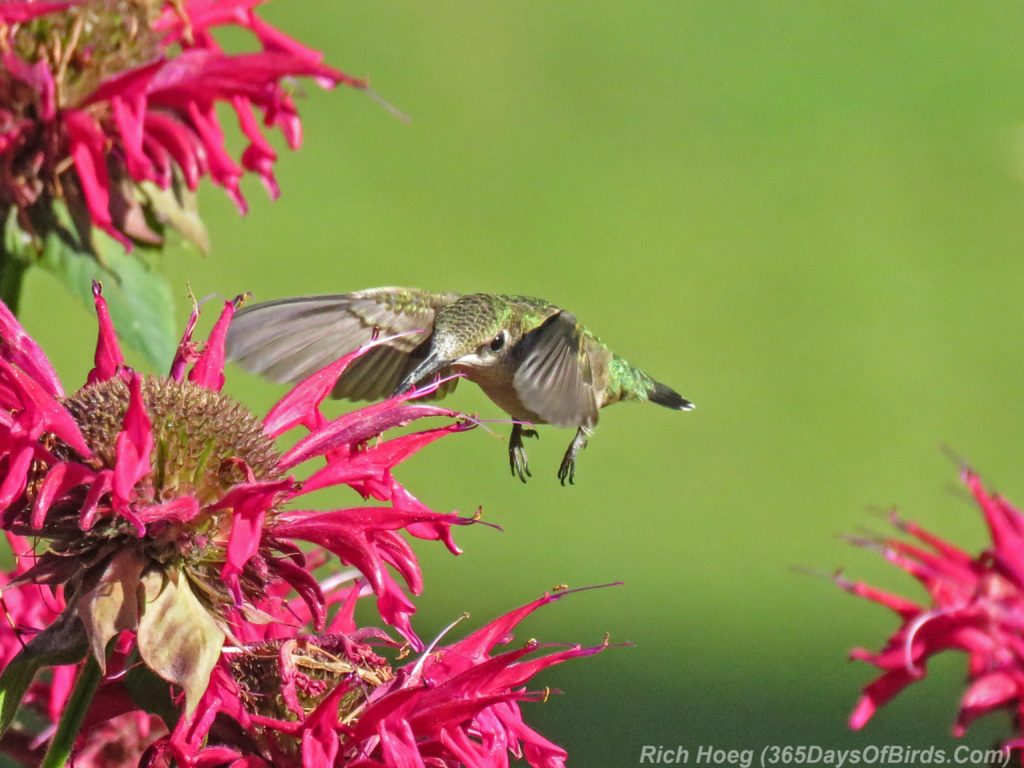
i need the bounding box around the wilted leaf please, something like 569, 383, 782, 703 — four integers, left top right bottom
33, 201, 177, 368
141, 180, 210, 255
75, 549, 145, 671
137, 568, 224, 714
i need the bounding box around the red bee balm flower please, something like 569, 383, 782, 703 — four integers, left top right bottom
0, 284, 478, 717
839, 470, 1024, 743
0, 0, 362, 248
150, 583, 612, 768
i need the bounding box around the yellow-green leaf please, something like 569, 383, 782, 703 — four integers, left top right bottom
137, 569, 224, 714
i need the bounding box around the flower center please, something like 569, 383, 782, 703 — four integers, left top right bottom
6, 0, 164, 108
64, 374, 281, 505
228, 636, 395, 729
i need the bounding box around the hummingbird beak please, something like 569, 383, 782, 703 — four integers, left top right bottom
394, 352, 450, 396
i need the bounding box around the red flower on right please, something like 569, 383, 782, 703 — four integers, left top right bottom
840, 470, 1024, 743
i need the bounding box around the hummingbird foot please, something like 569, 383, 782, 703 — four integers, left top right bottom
509, 423, 540, 483
558, 427, 589, 486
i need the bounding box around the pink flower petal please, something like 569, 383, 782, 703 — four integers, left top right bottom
0, 1, 77, 23
78, 470, 112, 530
87, 281, 126, 385
263, 342, 394, 438
233, 97, 278, 198
189, 296, 243, 391
154, 0, 262, 43
144, 112, 204, 191
298, 425, 467, 496
182, 101, 245, 212
955, 671, 1020, 736
0, 357, 90, 455
300, 686, 344, 768
64, 110, 132, 249
84, 58, 164, 107
170, 296, 202, 381
0, 444, 35, 514
0, 300, 63, 397
112, 374, 153, 512
2, 53, 56, 121
110, 94, 156, 181
211, 478, 293, 594
280, 403, 462, 470
377, 719, 427, 768
268, 557, 326, 631
31, 461, 95, 529
136, 496, 201, 524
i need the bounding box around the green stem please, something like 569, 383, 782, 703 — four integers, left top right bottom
40, 656, 102, 768
0, 215, 29, 315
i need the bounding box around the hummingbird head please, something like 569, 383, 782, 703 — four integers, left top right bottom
395, 294, 514, 395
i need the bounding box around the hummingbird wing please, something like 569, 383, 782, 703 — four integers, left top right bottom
511, 311, 599, 429
225, 288, 461, 401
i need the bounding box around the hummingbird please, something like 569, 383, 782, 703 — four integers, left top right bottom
225, 288, 694, 484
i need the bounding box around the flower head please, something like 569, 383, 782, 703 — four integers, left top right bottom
0, 0, 362, 249
838, 469, 1024, 742
0, 284, 477, 713
151, 583, 613, 768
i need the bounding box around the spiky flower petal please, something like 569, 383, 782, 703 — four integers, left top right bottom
150, 582, 613, 768
839, 469, 1024, 747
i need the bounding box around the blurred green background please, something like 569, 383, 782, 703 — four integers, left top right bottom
18, 1, 1024, 764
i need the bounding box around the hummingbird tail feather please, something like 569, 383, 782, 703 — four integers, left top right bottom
647, 381, 694, 411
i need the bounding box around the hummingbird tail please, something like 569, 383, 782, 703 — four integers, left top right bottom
647, 381, 695, 411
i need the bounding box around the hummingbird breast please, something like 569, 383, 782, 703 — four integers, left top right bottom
454, 361, 549, 425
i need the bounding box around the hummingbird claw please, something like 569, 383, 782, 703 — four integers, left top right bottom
558, 428, 589, 486
557, 456, 575, 486
508, 424, 537, 483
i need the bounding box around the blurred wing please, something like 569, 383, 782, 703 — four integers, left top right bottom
512, 311, 599, 428
225, 287, 461, 401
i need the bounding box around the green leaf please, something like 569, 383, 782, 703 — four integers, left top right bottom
137, 569, 224, 714
3, 207, 31, 259
1, 208, 33, 315
34, 202, 177, 369
0, 613, 88, 737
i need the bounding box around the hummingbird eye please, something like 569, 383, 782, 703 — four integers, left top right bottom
489, 332, 507, 352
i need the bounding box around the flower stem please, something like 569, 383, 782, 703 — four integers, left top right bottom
0, 217, 29, 315
40, 655, 102, 768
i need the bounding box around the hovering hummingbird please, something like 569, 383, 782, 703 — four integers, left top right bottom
225, 288, 694, 484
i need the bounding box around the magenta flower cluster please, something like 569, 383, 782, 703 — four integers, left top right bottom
0, 290, 609, 766
841, 471, 1024, 753
0, 0, 361, 248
